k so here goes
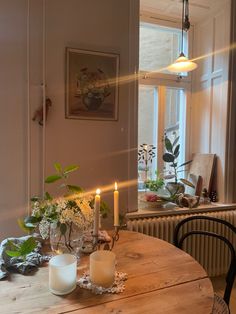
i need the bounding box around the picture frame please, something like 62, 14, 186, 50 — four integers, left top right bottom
65, 47, 119, 121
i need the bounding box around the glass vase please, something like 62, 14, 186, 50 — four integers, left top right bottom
50, 222, 84, 258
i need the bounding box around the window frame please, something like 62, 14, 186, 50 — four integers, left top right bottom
139, 13, 193, 176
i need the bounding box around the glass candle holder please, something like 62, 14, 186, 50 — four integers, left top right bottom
49, 254, 77, 295
90, 250, 116, 288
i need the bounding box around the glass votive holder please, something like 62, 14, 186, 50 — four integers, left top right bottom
49, 254, 77, 295
90, 250, 116, 288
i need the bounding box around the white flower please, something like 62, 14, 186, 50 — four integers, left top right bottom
39, 218, 50, 239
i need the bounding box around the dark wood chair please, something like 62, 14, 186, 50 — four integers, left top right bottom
173, 215, 236, 314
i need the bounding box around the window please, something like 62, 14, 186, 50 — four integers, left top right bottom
138, 18, 190, 190
140, 22, 188, 75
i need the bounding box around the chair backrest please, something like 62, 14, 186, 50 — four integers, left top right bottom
173, 215, 236, 305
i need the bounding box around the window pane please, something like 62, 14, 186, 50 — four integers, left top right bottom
139, 22, 181, 73
164, 88, 186, 178
138, 85, 157, 185
165, 88, 180, 132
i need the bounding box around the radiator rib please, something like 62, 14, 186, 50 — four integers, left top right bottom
127, 210, 236, 276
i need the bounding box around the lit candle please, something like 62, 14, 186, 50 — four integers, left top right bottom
114, 182, 119, 226
93, 189, 100, 236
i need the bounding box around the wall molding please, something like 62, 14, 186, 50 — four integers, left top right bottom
225, 0, 236, 202
127, 0, 139, 212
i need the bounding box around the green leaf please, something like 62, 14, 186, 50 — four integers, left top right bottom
180, 178, 195, 188
24, 216, 40, 224
175, 150, 180, 159
163, 174, 176, 180
67, 185, 83, 193
63, 165, 79, 175
31, 196, 40, 202
178, 160, 193, 168
7, 240, 20, 251
44, 191, 53, 201
100, 201, 110, 218
54, 162, 62, 173
18, 219, 35, 233
60, 223, 67, 235
164, 137, 173, 153
163, 153, 175, 163
172, 136, 180, 147
19, 237, 37, 256
174, 144, 180, 156
5, 250, 21, 258
45, 174, 62, 183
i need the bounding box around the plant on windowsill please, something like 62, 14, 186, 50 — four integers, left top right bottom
138, 144, 156, 184
144, 170, 164, 193
162, 135, 194, 202
138, 171, 165, 207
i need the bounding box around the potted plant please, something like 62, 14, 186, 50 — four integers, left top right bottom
138, 144, 156, 183
145, 171, 165, 206
162, 135, 194, 198
144, 170, 164, 193
20, 163, 109, 256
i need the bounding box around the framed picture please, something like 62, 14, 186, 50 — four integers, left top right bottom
65, 48, 119, 121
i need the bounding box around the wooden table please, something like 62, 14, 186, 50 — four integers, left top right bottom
0, 231, 214, 313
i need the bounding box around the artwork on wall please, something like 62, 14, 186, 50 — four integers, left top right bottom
65, 47, 119, 121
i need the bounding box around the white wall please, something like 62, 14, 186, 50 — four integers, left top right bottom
191, 1, 231, 201
44, 0, 139, 227
0, 0, 29, 239
0, 0, 139, 240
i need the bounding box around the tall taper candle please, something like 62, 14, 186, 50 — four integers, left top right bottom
114, 182, 119, 226
93, 189, 100, 236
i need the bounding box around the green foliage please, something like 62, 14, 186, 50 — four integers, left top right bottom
67, 185, 83, 193
180, 178, 195, 188
163, 135, 193, 187
6, 237, 37, 261
45, 175, 62, 183
64, 165, 79, 174
20, 162, 110, 239
44, 163, 82, 195
17, 219, 35, 233
89, 199, 110, 218
144, 171, 164, 192
100, 201, 110, 219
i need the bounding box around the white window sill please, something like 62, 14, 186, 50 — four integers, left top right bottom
126, 203, 236, 220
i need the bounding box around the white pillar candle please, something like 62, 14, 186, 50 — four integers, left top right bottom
49, 254, 77, 295
93, 189, 100, 236
90, 250, 116, 288
114, 182, 119, 226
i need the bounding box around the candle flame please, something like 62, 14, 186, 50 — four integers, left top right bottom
115, 182, 118, 190
96, 188, 101, 195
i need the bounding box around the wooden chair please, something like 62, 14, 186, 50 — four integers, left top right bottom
173, 215, 236, 314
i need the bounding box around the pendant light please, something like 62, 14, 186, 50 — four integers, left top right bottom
168, 0, 197, 73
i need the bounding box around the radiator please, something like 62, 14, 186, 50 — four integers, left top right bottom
127, 210, 236, 276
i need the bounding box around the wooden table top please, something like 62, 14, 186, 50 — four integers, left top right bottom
0, 230, 214, 314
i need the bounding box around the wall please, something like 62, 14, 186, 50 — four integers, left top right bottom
44, 0, 139, 228
0, 0, 28, 239
191, 1, 231, 202
0, 0, 139, 240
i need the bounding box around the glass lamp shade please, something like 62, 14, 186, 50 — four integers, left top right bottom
168, 53, 197, 73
